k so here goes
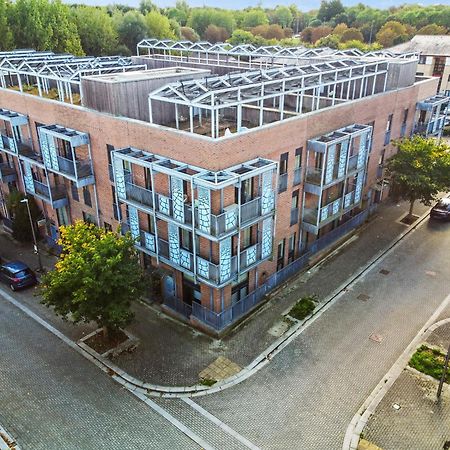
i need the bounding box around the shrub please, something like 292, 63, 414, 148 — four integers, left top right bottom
409, 344, 449, 383
289, 295, 317, 320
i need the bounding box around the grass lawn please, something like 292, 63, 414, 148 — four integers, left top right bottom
409, 344, 449, 383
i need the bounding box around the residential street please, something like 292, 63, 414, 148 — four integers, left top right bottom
0, 297, 199, 450
190, 216, 450, 449
1, 210, 450, 450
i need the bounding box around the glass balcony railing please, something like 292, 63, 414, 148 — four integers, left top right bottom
293, 167, 302, 186
29, 179, 68, 208
305, 167, 323, 185
278, 172, 288, 193
0, 163, 16, 182
125, 182, 154, 209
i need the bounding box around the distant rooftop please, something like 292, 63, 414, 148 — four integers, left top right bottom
390, 35, 450, 56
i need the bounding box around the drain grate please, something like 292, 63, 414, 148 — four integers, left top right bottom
369, 333, 383, 343
379, 269, 390, 275
357, 293, 370, 302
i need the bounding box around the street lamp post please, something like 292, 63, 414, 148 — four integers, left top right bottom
437, 341, 450, 400
20, 198, 44, 273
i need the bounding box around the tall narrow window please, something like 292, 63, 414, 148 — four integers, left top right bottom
83, 186, 92, 207
277, 239, 285, 271
293, 147, 302, 186
290, 190, 299, 225
278, 152, 289, 193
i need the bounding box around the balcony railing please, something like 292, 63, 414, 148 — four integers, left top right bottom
305, 167, 323, 185
55, 155, 93, 180
293, 167, 302, 186
156, 193, 193, 225
241, 197, 262, 224
125, 182, 154, 209
290, 207, 299, 226
0, 163, 16, 182
240, 243, 263, 271
347, 155, 358, 171
197, 255, 238, 285
278, 172, 288, 193
320, 198, 341, 223
30, 179, 68, 207
343, 191, 356, 209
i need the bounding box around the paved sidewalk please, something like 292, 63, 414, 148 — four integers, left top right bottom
0, 199, 437, 387
361, 322, 450, 450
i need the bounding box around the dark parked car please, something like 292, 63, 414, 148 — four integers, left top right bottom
430, 197, 450, 221
0, 261, 37, 291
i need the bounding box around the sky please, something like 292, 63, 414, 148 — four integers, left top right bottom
64, 0, 443, 10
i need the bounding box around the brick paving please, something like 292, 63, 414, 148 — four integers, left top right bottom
193, 208, 450, 449
362, 321, 450, 450
0, 298, 199, 450
0, 199, 439, 388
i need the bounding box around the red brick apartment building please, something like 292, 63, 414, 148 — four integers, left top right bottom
0, 41, 448, 334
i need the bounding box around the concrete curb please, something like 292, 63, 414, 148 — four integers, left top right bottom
342, 314, 450, 450
0, 204, 436, 399
0, 424, 20, 450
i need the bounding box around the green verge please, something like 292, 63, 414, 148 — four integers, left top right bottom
289, 295, 317, 321
409, 344, 450, 383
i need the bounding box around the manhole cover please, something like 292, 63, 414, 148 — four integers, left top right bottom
369, 333, 383, 343
425, 271, 437, 277
392, 403, 401, 410
379, 269, 390, 275
357, 293, 370, 302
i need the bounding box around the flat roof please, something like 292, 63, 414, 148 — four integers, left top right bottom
82, 67, 210, 84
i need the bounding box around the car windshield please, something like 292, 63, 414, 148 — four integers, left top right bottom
436, 199, 450, 211
13, 269, 31, 278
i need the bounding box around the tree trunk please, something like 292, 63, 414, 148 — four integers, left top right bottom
102, 325, 109, 339
409, 199, 415, 218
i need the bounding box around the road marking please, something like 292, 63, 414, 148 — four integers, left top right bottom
343, 293, 450, 450
131, 392, 216, 450
0, 289, 214, 450
182, 398, 261, 450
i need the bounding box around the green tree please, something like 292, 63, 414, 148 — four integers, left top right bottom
180, 26, 199, 42
340, 27, 364, 43
376, 21, 410, 48
317, 0, 345, 23
315, 33, 340, 48
167, 1, 189, 27
73, 6, 118, 55
204, 24, 229, 43
6, 191, 41, 243
41, 221, 146, 337
116, 10, 147, 52
0, 0, 14, 50
227, 29, 256, 45
139, 0, 156, 15
145, 10, 176, 39
188, 8, 235, 38
386, 136, 450, 217
10, 0, 83, 54
417, 24, 447, 35
241, 8, 268, 28
273, 6, 293, 29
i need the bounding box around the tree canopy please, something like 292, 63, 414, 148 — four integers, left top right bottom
386, 136, 450, 217
0, 0, 448, 56
41, 221, 146, 335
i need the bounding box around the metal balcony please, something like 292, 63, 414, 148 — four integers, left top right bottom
125, 182, 154, 210
55, 155, 94, 187
26, 180, 68, 209
0, 163, 17, 183
278, 172, 288, 193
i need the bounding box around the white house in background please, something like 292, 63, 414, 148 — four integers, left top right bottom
391, 35, 450, 95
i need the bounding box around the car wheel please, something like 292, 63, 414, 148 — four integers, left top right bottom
10, 284, 16, 292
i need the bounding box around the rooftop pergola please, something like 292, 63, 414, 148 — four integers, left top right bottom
137, 39, 418, 68
114, 147, 276, 189
0, 50, 145, 104
149, 58, 389, 138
